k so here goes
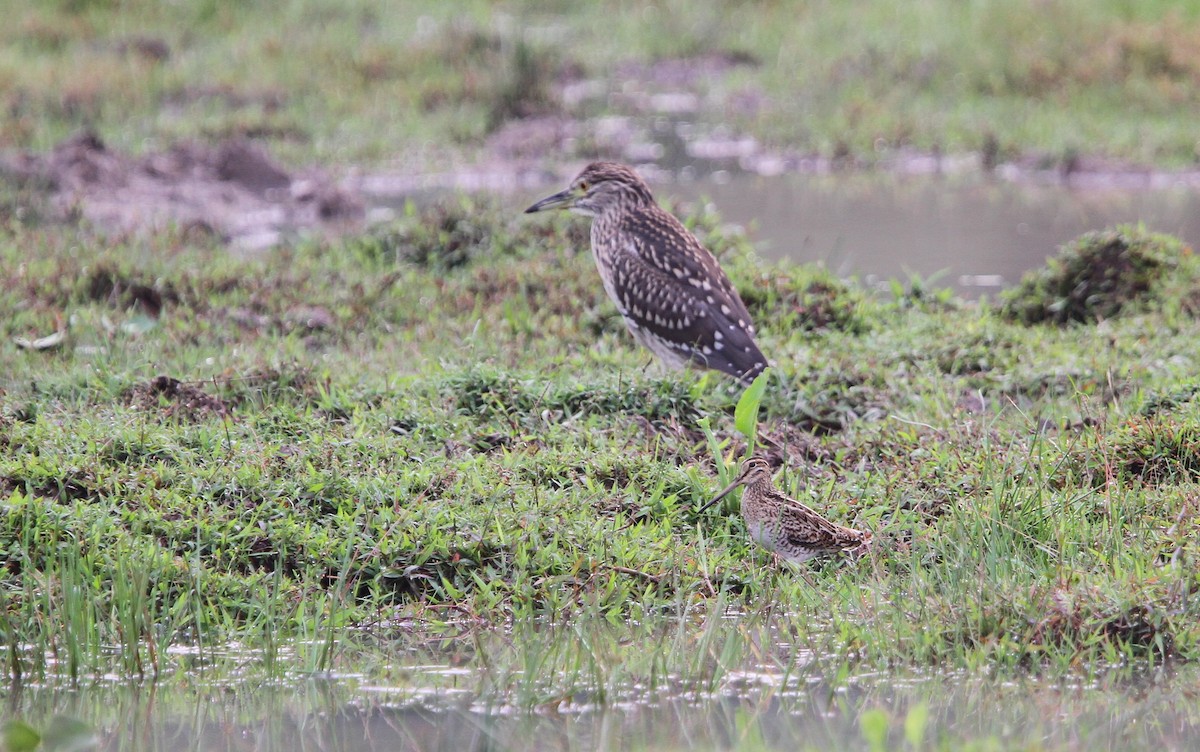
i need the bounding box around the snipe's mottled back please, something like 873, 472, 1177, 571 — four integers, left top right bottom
699, 457, 871, 563
525, 162, 767, 385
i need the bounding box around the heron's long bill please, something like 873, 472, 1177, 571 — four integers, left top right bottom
697, 475, 746, 513
524, 189, 576, 214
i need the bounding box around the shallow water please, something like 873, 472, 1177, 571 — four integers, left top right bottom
669, 171, 1200, 298
4, 664, 1198, 751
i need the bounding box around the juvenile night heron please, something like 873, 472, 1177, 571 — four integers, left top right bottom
698, 457, 871, 564
524, 162, 767, 385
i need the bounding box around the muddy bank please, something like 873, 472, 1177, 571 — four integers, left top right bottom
0, 131, 363, 253
6, 39, 1200, 252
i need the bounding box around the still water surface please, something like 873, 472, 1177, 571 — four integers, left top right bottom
667, 172, 1200, 297
5, 664, 1198, 751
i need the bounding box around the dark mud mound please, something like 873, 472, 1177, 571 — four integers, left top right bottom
2, 130, 363, 251
127, 375, 229, 422
1000, 226, 1193, 325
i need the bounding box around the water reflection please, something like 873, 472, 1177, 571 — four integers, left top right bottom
4, 666, 1198, 751
668, 173, 1200, 297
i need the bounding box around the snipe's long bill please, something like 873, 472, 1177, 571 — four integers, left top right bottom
525, 162, 767, 385
700, 457, 871, 563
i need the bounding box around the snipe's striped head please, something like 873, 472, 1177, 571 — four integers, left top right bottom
698, 456, 773, 513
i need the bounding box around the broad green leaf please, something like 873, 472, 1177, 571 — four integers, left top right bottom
860, 708, 890, 752
904, 701, 929, 749
733, 368, 771, 447
2, 720, 41, 752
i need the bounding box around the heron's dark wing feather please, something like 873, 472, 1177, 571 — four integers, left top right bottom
618, 208, 758, 335
608, 249, 766, 384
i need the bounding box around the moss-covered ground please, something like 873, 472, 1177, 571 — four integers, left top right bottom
2, 188, 1198, 701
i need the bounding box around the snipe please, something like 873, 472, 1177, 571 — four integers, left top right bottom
698, 456, 871, 563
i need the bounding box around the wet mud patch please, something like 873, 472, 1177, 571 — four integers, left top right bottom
1, 130, 363, 252
127, 375, 229, 422
355, 48, 769, 199
420, 36, 1200, 205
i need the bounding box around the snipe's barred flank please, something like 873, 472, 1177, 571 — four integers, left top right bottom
525, 162, 767, 385
699, 457, 871, 564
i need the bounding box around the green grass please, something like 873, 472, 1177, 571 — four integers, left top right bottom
2, 198, 1199, 703
4, 1, 1200, 166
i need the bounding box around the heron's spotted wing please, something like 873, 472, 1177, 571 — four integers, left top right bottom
618, 207, 758, 334
606, 247, 767, 383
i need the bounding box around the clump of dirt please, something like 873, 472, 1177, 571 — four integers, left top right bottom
1000, 226, 1191, 325
127, 375, 229, 422
1030, 587, 1176, 660
1, 130, 363, 251
85, 264, 175, 316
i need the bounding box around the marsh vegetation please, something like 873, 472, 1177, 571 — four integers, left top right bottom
3, 1, 1200, 749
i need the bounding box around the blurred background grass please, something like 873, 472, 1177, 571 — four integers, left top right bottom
4, 0, 1200, 167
